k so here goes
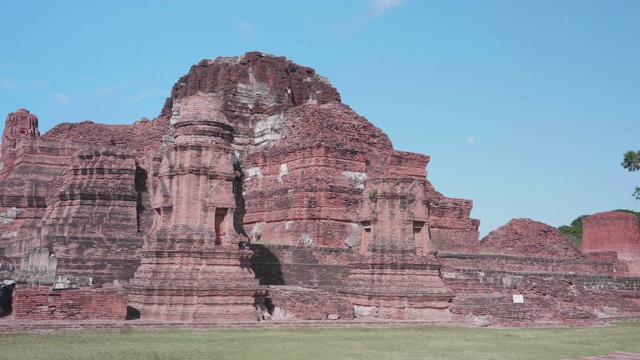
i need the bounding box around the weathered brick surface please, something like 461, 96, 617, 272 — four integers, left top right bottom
12, 285, 126, 320
358, 178, 431, 254
341, 253, 454, 321
581, 211, 640, 275
250, 244, 350, 288
427, 182, 480, 253
0, 137, 81, 266
438, 252, 616, 274
249, 243, 455, 321
240, 102, 410, 249
443, 268, 640, 326
127, 93, 260, 322
0, 180, 49, 261
38, 147, 143, 284
42, 118, 169, 156
479, 218, 585, 260
8, 139, 79, 183
0, 109, 40, 179
265, 286, 353, 320
0, 111, 80, 262
159, 52, 341, 130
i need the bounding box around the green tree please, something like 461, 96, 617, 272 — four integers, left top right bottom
558, 215, 589, 247
621, 150, 640, 200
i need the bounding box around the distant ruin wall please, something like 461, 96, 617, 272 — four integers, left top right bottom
581, 211, 640, 276
581, 211, 640, 254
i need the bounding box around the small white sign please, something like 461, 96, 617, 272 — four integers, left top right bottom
513, 294, 524, 303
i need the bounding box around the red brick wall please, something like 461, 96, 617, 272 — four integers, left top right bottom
12, 286, 127, 320
267, 286, 353, 320
581, 211, 640, 275
581, 212, 640, 254
438, 252, 615, 274
428, 195, 480, 253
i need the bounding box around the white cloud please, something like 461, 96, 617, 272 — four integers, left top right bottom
0, 78, 47, 90
237, 20, 253, 33
467, 136, 476, 144
371, 0, 407, 17
237, 19, 256, 41
123, 89, 166, 103
348, 0, 407, 31
99, 81, 133, 95
0, 77, 17, 89
54, 92, 70, 103
29, 80, 49, 90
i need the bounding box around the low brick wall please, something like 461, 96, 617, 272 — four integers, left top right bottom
12, 286, 127, 320
267, 286, 353, 320
249, 244, 350, 289
443, 269, 640, 327
441, 267, 640, 293
438, 252, 615, 274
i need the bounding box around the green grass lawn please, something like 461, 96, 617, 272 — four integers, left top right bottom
1, 322, 639, 360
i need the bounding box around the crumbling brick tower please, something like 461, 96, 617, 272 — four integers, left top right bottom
0, 109, 40, 179
128, 92, 259, 322
581, 211, 640, 275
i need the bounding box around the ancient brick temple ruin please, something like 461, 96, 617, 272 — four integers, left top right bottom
1, 52, 639, 326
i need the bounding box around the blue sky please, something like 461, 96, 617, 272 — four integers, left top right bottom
1, 0, 639, 236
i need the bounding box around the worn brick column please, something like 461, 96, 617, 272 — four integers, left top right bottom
0, 109, 40, 179
128, 93, 260, 322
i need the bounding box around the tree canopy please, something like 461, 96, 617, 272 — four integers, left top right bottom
558, 215, 589, 247
621, 150, 640, 200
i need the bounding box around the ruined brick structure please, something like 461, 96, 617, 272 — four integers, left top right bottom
1, 52, 639, 326
0, 109, 40, 179
127, 93, 259, 321
581, 211, 640, 276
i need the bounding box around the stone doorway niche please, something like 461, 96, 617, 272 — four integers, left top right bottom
0, 282, 15, 316
215, 208, 228, 245
413, 221, 425, 254
361, 221, 372, 253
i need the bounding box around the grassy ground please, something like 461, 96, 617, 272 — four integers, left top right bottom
1, 323, 639, 360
